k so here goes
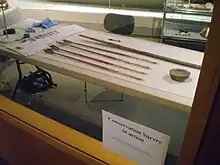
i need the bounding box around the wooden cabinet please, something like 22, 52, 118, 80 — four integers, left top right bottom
0, 96, 137, 165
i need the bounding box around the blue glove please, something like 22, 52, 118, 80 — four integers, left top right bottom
33, 17, 57, 29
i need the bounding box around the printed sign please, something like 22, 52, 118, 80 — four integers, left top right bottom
102, 110, 170, 165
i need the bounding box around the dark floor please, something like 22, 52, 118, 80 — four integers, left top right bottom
0, 158, 10, 165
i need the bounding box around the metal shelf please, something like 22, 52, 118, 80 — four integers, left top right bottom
165, 5, 212, 16
163, 35, 206, 43
160, 0, 212, 44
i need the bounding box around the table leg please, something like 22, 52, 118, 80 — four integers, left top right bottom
120, 93, 124, 101
84, 81, 88, 102
11, 60, 22, 101
83, 81, 124, 102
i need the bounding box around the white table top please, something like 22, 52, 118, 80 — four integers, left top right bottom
0, 29, 204, 112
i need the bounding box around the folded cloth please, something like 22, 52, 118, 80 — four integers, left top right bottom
33, 17, 57, 29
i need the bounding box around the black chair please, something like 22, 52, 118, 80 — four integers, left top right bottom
104, 13, 135, 35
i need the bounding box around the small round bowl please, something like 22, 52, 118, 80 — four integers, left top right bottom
169, 68, 191, 82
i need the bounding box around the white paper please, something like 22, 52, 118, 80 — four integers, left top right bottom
102, 110, 170, 165
6, 24, 86, 56
56, 24, 86, 38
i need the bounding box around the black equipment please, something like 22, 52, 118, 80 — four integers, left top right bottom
19, 68, 57, 94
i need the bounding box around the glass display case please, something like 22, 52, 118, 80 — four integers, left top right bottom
165, 0, 213, 15
161, 0, 213, 51
0, 1, 208, 165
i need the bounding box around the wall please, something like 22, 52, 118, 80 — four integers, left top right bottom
42, 0, 165, 8
21, 8, 162, 37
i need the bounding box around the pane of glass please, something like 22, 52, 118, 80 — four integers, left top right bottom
0, 0, 214, 164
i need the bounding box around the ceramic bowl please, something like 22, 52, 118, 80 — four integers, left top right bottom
169, 68, 191, 82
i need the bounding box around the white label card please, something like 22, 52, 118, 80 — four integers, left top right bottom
102, 110, 170, 165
